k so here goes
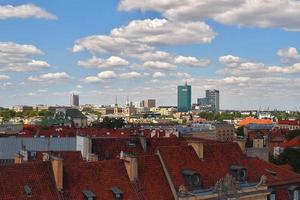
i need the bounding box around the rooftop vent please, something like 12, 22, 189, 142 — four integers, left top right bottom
181, 169, 202, 191
24, 185, 32, 198
82, 190, 96, 200
230, 165, 247, 183
111, 187, 123, 199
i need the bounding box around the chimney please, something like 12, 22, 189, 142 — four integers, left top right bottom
122, 154, 138, 181
51, 156, 63, 191
14, 153, 23, 164
87, 153, 98, 162
188, 141, 204, 159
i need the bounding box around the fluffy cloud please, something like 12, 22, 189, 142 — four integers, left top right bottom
119, 0, 300, 31
218, 54, 300, 76
0, 4, 57, 20
277, 47, 300, 63
111, 18, 216, 45
152, 72, 166, 78
0, 42, 50, 72
97, 71, 117, 79
28, 72, 71, 82
143, 61, 176, 70
131, 51, 171, 61
78, 56, 129, 69
72, 35, 153, 55
0, 75, 10, 80
119, 71, 142, 79
174, 56, 210, 67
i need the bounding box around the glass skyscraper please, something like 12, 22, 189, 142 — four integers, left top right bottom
177, 83, 191, 112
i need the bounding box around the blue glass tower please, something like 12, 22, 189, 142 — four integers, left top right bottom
177, 82, 191, 112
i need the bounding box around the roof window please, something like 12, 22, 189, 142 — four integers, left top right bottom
181, 169, 202, 191
82, 190, 96, 200
111, 187, 123, 199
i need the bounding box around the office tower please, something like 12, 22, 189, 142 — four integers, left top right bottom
177, 82, 192, 112
206, 90, 220, 113
144, 99, 156, 108
70, 94, 79, 107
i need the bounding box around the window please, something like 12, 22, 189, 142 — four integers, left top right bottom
268, 192, 276, 200
230, 165, 247, 183
181, 169, 202, 191
82, 190, 96, 200
293, 190, 299, 200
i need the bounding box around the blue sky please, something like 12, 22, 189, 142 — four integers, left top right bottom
0, 0, 300, 110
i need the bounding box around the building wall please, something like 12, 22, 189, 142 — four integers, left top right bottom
144, 99, 156, 108
216, 124, 235, 142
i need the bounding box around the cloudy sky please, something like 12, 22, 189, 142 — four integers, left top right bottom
0, 0, 300, 110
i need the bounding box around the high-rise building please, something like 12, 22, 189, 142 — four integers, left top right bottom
177, 82, 191, 112
206, 90, 220, 113
70, 94, 79, 107
144, 99, 156, 108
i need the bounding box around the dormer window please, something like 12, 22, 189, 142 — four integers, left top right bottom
24, 185, 32, 198
111, 187, 123, 199
230, 165, 247, 183
289, 186, 300, 200
82, 190, 96, 200
181, 169, 202, 191
268, 191, 276, 200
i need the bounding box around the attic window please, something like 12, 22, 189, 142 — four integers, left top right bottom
181, 169, 202, 191
230, 165, 247, 183
111, 187, 123, 199
288, 186, 300, 200
24, 185, 32, 198
82, 190, 96, 200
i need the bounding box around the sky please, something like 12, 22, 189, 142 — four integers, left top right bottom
0, 0, 300, 110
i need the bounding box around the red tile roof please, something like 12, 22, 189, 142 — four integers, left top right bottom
278, 120, 300, 126
63, 159, 138, 200
136, 155, 173, 200
280, 136, 300, 148
158, 142, 300, 191
240, 118, 273, 126
0, 161, 60, 200
32, 151, 83, 162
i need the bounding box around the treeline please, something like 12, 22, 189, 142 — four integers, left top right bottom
0, 110, 54, 120
91, 117, 125, 128
197, 112, 249, 121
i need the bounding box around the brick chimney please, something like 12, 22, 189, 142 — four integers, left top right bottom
51, 156, 63, 191
87, 153, 98, 162
188, 141, 204, 159
14, 153, 23, 164
122, 154, 138, 181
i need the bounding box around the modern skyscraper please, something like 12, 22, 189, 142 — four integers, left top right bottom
177, 82, 192, 112
144, 99, 156, 108
206, 90, 220, 113
70, 94, 79, 107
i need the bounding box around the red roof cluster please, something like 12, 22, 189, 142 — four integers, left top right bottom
0, 161, 60, 200
278, 119, 300, 126
280, 136, 300, 148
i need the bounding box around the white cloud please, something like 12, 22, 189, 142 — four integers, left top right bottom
97, 71, 117, 79
72, 35, 153, 55
28, 72, 71, 82
143, 61, 176, 70
119, 71, 142, 79
219, 55, 243, 64
152, 71, 166, 78
218, 54, 300, 76
119, 0, 300, 31
0, 75, 10, 80
0, 4, 57, 20
76, 85, 83, 89
78, 56, 129, 68
174, 55, 210, 67
83, 76, 104, 83
131, 51, 171, 61
111, 18, 216, 45
0, 42, 50, 72
222, 76, 250, 84
277, 47, 300, 63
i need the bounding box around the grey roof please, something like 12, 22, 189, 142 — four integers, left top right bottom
0, 137, 76, 159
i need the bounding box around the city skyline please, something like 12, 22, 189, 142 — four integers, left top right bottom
0, 1, 300, 110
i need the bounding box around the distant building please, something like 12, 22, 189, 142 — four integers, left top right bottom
70, 94, 79, 107
197, 89, 220, 113
177, 82, 191, 112
12, 105, 33, 112
276, 119, 300, 130
144, 99, 156, 108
